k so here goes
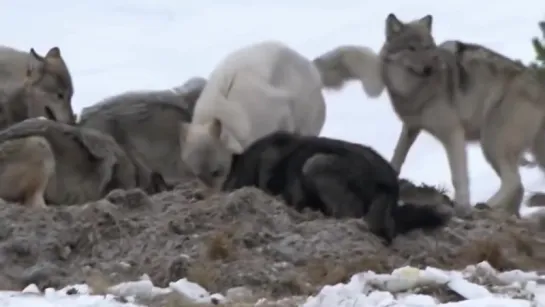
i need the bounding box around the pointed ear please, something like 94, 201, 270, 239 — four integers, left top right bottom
220, 129, 244, 154
26, 48, 44, 77
29, 48, 45, 62
417, 15, 433, 32
45, 46, 61, 59
386, 13, 404, 39
208, 118, 222, 138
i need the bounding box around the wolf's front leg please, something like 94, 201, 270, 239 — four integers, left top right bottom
443, 129, 472, 217
391, 124, 421, 173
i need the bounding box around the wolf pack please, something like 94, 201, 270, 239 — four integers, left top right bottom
0, 13, 542, 246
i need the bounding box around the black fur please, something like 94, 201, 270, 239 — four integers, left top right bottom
223, 131, 449, 245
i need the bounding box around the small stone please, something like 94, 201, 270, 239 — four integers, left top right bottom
226, 286, 253, 302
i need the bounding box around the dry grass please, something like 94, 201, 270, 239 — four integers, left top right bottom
85, 269, 114, 295
300, 253, 390, 291
185, 262, 221, 293
204, 230, 237, 261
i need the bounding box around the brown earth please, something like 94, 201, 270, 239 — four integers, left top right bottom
0, 179, 543, 305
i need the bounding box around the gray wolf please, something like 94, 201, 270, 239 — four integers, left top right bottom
78, 76, 207, 189
0, 46, 76, 127
180, 40, 384, 195
222, 131, 451, 245
0, 118, 139, 206
0, 135, 55, 208
312, 14, 545, 217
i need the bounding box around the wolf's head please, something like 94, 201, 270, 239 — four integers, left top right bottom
179, 118, 244, 195
24, 47, 76, 125
381, 13, 438, 79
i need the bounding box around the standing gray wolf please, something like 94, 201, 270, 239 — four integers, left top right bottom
0, 46, 76, 128
222, 131, 450, 245
0, 118, 139, 206
0, 135, 55, 208
311, 14, 545, 217
180, 40, 385, 195
78, 76, 207, 190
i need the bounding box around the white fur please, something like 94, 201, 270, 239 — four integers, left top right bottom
191, 40, 327, 151
313, 45, 385, 98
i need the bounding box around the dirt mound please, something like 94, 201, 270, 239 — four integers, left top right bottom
0, 180, 543, 300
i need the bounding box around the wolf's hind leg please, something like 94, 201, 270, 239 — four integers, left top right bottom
0, 136, 55, 209
481, 102, 542, 217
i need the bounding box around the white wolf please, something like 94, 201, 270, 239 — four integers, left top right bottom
179, 40, 384, 193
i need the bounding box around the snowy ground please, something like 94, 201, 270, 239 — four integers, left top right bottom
2, 261, 545, 306
1, 0, 545, 306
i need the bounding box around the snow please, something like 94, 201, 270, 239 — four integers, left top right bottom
1, 261, 544, 306
1, 0, 545, 306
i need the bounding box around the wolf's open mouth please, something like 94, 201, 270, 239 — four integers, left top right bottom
45, 107, 57, 121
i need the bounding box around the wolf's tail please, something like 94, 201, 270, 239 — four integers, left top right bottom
312, 45, 385, 97
392, 202, 451, 235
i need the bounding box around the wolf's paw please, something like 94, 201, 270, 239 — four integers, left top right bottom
474, 202, 491, 210
453, 204, 473, 219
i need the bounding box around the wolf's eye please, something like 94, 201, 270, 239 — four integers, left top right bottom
57, 92, 65, 100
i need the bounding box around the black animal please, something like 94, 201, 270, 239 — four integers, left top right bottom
222, 131, 450, 245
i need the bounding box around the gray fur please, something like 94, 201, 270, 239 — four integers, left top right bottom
312, 14, 545, 218
0, 118, 137, 205
78, 77, 206, 188
0, 135, 55, 208
0, 46, 76, 128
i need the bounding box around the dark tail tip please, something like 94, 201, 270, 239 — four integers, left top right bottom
393, 202, 451, 235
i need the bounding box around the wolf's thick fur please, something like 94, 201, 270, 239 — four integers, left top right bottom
0, 136, 55, 208
0, 118, 139, 205
222, 131, 450, 245
312, 45, 385, 96
313, 14, 545, 217
180, 40, 344, 193
78, 77, 207, 190
0, 46, 76, 128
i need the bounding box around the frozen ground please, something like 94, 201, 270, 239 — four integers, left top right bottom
1, 0, 545, 306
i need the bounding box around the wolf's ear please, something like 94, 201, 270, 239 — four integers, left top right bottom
29, 48, 45, 62
221, 130, 244, 154
209, 118, 222, 138
45, 46, 62, 59
26, 48, 45, 78
417, 15, 433, 33
209, 118, 244, 154
386, 13, 403, 39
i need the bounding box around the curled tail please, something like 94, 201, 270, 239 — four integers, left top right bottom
312, 45, 385, 97
393, 202, 451, 235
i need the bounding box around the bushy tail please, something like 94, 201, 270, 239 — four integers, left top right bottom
393, 202, 451, 235
312, 45, 385, 97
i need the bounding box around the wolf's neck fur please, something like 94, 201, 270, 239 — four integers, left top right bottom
2, 85, 29, 128
381, 49, 468, 118
381, 61, 438, 115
